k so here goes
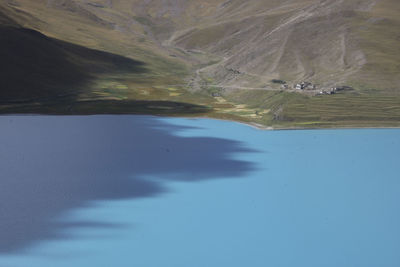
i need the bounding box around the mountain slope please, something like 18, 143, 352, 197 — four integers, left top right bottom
1, 0, 399, 128
4, 0, 399, 91
165, 0, 400, 91
0, 13, 145, 102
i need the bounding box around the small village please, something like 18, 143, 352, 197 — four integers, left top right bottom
279, 80, 353, 95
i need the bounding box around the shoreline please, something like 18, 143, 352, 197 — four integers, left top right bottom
191, 114, 400, 131
1, 113, 400, 131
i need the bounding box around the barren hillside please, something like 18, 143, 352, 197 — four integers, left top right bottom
3, 0, 399, 90
1, 0, 399, 127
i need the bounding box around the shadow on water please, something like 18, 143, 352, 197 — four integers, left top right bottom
0, 115, 255, 253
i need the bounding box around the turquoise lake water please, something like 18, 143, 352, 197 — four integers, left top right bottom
0, 115, 399, 267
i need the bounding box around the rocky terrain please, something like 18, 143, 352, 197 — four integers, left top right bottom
1, 0, 399, 127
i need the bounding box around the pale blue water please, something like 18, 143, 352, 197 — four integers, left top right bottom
0, 115, 399, 267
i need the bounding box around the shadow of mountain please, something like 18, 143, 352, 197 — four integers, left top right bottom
0, 115, 255, 253
0, 25, 146, 103
0, 99, 211, 115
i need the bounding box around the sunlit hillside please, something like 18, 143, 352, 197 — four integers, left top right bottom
1, 0, 399, 128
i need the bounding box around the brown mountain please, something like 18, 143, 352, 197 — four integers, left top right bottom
1, 0, 399, 127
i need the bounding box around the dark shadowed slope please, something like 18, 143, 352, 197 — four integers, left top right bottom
0, 16, 146, 103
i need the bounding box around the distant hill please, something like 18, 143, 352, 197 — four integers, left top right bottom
0, 0, 399, 127
2, 0, 399, 91
129, 0, 400, 91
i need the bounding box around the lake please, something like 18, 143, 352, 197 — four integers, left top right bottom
0, 115, 399, 267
